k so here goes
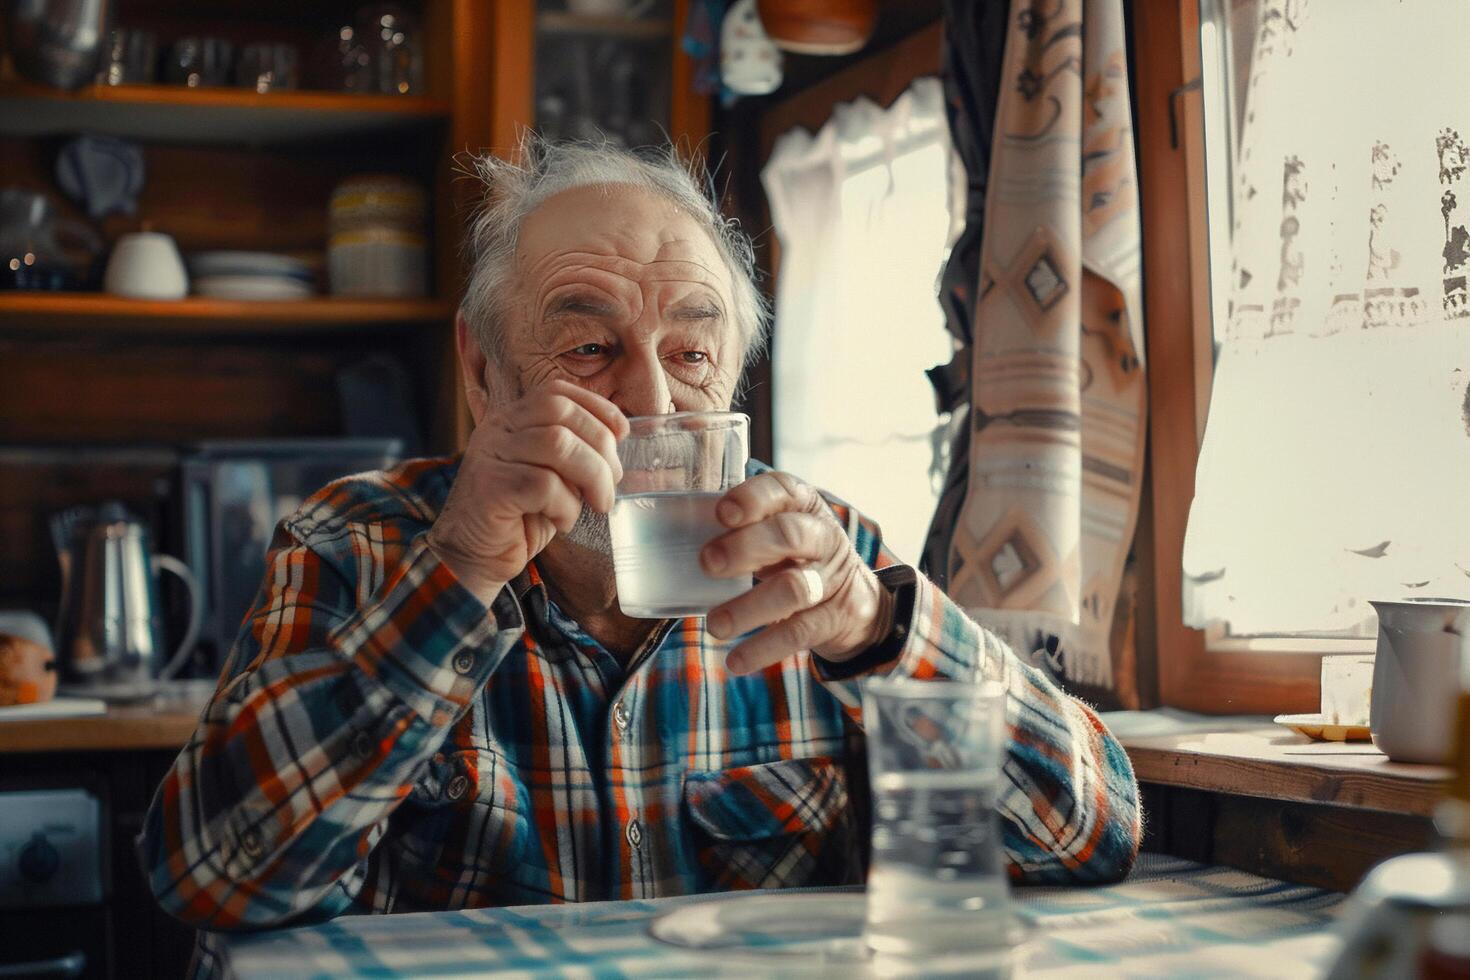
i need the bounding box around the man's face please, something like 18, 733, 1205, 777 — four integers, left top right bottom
498, 183, 743, 416
490, 184, 744, 554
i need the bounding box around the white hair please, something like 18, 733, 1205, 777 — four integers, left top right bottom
459, 134, 769, 380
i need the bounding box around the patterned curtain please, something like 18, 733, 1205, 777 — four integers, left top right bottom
919, 0, 1008, 586
924, 0, 1148, 705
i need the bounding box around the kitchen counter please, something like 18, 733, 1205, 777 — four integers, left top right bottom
0, 693, 207, 979
0, 698, 204, 754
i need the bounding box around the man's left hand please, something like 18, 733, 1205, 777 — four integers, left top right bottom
700, 472, 896, 675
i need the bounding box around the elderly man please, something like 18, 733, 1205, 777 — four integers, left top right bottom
140, 139, 1140, 972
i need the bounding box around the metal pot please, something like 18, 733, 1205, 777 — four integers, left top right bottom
4, 0, 113, 91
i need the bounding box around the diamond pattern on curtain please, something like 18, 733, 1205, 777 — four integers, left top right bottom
927, 0, 1148, 705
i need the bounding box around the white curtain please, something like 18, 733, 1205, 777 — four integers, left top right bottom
1184, 0, 1470, 636
761, 78, 959, 564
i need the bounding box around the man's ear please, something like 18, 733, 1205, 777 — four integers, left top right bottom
456, 311, 492, 425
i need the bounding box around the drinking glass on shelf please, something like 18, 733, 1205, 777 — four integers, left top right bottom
355, 3, 424, 95
237, 43, 299, 93
165, 37, 234, 88
861, 677, 1023, 969
98, 28, 157, 86
310, 23, 372, 92
609, 412, 750, 619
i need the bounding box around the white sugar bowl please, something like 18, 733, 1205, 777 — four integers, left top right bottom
104, 231, 189, 300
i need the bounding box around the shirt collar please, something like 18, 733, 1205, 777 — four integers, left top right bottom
512, 561, 547, 605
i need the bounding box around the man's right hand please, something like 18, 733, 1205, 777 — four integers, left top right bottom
426, 379, 628, 605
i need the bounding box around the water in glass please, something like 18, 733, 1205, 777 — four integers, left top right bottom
610, 490, 748, 618
861, 679, 1014, 960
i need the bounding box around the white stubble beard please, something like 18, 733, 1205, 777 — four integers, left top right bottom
562, 503, 612, 555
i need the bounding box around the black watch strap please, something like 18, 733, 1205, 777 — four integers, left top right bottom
814, 565, 919, 681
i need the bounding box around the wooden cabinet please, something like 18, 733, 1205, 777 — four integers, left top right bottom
0, 16, 710, 975
3, 746, 199, 979
487, 0, 708, 164
0, 0, 710, 453
0, 1, 478, 451
0, 2, 712, 620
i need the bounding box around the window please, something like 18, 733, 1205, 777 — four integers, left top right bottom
1186, 0, 1470, 650
1186, 0, 1376, 654
762, 78, 959, 564
1135, 1, 1470, 710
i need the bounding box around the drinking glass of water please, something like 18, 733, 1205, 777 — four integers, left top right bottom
861, 677, 1020, 963
609, 412, 750, 618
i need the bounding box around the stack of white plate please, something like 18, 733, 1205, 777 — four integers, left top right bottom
189, 251, 315, 300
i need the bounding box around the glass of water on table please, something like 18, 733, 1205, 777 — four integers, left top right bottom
862, 676, 1024, 971
609, 412, 750, 618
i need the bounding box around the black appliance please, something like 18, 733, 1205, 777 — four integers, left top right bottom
179, 439, 402, 670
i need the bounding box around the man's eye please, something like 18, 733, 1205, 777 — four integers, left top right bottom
568, 343, 608, 357
674, 351, 708, 364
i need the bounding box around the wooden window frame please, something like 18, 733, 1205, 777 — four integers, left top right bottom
757, 23, 943, 156
746, 6, 1322, 714
1133, 0, 1319, 714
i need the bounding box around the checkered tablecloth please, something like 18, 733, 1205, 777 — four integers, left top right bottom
220, 853, 1348, 979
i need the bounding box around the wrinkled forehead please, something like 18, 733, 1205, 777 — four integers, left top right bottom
514, 183, 734, 291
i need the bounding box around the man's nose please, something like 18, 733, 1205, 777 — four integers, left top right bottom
610, 345, 674, 418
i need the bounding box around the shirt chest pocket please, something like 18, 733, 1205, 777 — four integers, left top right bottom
405, 747, 529, 877
682, 756, 863, 891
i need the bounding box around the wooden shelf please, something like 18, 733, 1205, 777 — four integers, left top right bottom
0, 293, 456, 334
537, 12, 672, 39
1120, 724, 1449, 817
0, 81, 451, 145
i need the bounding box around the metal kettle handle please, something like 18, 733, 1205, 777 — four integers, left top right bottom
152, 554, 201, 680
0, 951, 85, 979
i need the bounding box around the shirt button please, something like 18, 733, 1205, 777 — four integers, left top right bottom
613, 701, 630, 732
240, 827, 264, 859
352, 730, 374, 759
625, 818, 642, 849
451, 650, 476, 675
446, 774, 470, 801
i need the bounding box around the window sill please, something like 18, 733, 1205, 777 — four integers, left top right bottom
1104, 710, 1449, 817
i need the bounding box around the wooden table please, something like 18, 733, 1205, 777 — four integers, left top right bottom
220, 854, 1348, 979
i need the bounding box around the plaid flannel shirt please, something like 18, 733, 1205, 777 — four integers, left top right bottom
140, 456, 1139, 955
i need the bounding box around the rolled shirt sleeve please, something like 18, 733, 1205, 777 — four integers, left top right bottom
810, 495, 1142, 885
138, 527, 525, 931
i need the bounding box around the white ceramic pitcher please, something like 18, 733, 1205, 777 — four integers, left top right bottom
1367, 598, 1469, 764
